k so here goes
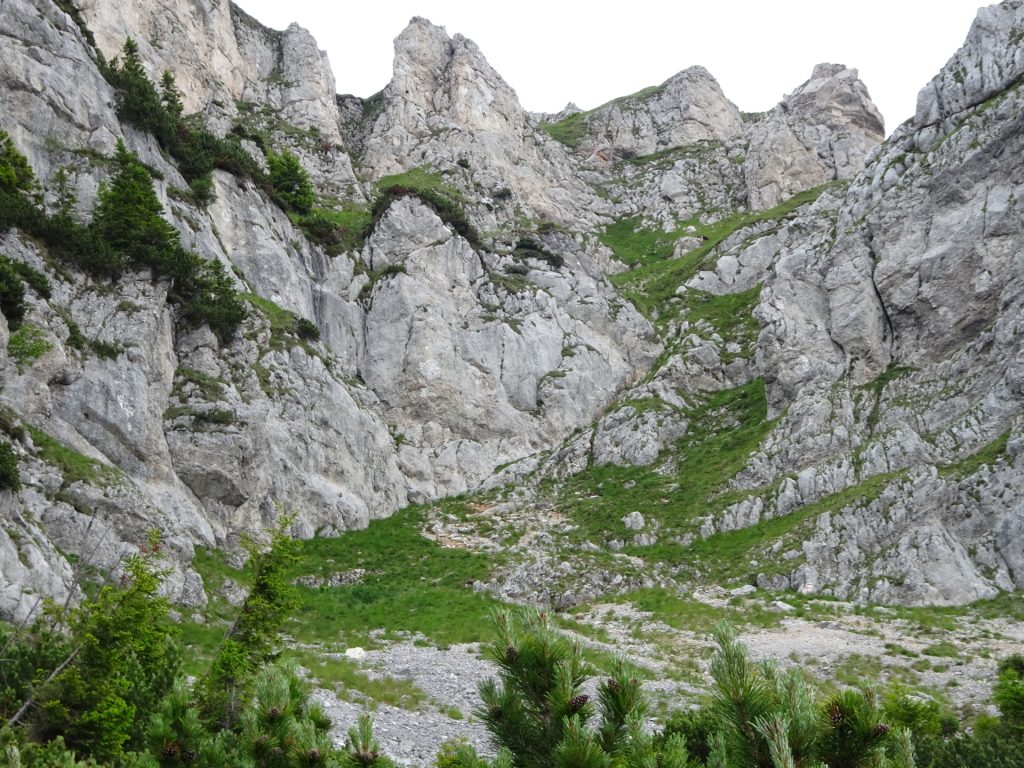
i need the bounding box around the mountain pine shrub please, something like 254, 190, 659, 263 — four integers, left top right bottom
708, 623, 914, 768
477, 608, 693, 768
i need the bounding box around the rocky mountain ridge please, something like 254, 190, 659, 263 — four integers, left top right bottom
0, 0, 1021, 623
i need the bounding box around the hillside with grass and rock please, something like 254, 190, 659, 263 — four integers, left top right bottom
1, 0, 1024, 765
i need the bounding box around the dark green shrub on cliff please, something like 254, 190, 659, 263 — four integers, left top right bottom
103, 40, 270, 206
91, 142, 178, 277
0, 130, 38, 196
199, 519, 300, 729
267, 149, 314, 214
0, 259, 27, 326
0, 441, 20, 491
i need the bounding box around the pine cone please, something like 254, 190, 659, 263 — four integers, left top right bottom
270, 747, 284, 757
606, 678, 620, 691
568, 694, 590, 713
307, 748, 321, 762
874, 723, 890, 736
505, 645, 518, 662
182, 749, 198, 763
267, 705, 282, 720
828, 702, 844, 727
257, 734, 271, 746
490, 705, 504, 720
161, 742, 181, 759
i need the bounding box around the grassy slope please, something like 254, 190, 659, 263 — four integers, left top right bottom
606, 184, 831, 323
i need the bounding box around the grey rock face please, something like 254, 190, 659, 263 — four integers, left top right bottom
79, 0, 250, 115
915, 0, 1024, 130
358, 196, 656, 498
575, 67, 744, 163
354, 17, 607, 227
744, 63, 885, 209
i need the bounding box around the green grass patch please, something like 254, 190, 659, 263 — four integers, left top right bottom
176, 620, 232, 676
683, 284, 761, 359
833, 653, 886, 687
293, 205, 372, 255
558, 379, 773, 548
285, 503, 500, 648
244, 293, 318, 355
7, 324, 52, 369
375, 167, 461, 199
540, 112, 589, 147
26, 425, 121, 487
922, 641, 961, 658
175, 547, 253, 674
599, 216, 689, 267
885, 642, 920, 658
609, 184, 832, 323
287, 651, 429, 710
938, 430, 1010, 479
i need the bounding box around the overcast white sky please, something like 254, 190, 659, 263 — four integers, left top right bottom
234, 0, 986, 134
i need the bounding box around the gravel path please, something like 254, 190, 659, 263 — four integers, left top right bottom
312, 642, 494, 766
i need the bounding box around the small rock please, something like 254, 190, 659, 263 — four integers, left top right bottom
622, 511, 646, 531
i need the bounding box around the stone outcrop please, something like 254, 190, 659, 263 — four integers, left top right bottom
0, 0, 652, 617
743, 63, 885, 209
353, 17, 607, 227
573, 67, 745, 163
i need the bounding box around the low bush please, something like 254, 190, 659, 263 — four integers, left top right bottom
513, 237, 564, 269
295, 317, 320, 341
0, 440, 20, 491
0, 259, 27, 326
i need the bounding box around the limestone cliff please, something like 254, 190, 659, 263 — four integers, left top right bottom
0, 0, 1021, 621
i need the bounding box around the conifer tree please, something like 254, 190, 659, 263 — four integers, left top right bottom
22, 535, 179, 763
707, 624, 913, 768
994, 654, 1024, 728
477, 608, 692, 768
90, 141, 178, 277
108, 38, 170, 139
266, 150, 314, 214
147, 678, 231, 768
339, 714, 396, 768
237, 662, 337, 768
160, 71, 185, 120
0, 131, 38, 196
200, 518, 299, 729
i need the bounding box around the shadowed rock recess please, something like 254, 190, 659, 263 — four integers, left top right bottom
0, 0, 1022, 625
